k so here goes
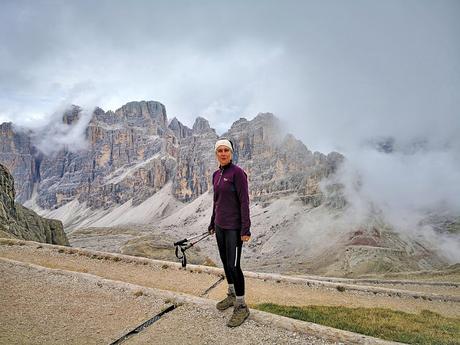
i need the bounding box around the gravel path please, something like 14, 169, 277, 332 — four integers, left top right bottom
1, 241, 458, 318
125, 303, 334, 345
0, 259, 338, 345
1, 239, 458, 345
293, 275, 460, 296
0, 260, 167, 345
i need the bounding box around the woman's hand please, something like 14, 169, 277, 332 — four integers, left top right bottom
241, 235, 250, 242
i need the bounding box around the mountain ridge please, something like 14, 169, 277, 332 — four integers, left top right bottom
0, 100, 454, 276
0, 100, 340, 210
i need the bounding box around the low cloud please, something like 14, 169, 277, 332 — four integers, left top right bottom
321, 138, 460, 263
1, 1, 458, 261
27, 106, 94, 156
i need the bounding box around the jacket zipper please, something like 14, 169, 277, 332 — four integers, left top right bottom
217, 168, 223, 187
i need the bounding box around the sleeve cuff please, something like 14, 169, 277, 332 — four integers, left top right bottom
241, 228, 251, 237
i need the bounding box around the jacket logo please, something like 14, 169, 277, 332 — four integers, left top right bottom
223, 178, 228, 181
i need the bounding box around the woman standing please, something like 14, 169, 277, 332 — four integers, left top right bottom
208, 138, 251, 327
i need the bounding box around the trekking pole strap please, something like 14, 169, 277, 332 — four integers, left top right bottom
173, 232, 211, 268
173, 231, 208, 246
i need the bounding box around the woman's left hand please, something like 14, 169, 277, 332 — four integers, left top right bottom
241, 235, 251, 242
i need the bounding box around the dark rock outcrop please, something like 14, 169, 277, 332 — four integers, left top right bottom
0, 122, 38, 203
0, 163, 69, 245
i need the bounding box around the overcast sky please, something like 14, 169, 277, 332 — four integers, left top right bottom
1, 0, 458, 148
1, 0, 459, 256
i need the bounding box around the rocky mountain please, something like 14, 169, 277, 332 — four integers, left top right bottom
0, 101, 340, 212
0, 100, 454, 276
0, 163, 68, 245
222, 114, 343, 206
0, 122, 38, 202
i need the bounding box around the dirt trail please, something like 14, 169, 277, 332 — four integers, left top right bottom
1, 259, 338, 345
293, 275, 460, 296
1, 239, 458, 318
1, 239, 459, 345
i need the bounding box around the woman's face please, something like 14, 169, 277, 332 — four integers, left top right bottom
216, 146, 232, 166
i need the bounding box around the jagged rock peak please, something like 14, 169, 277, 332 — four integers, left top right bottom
62, 105, 81, 125
115, 100, 168, 128
168, 117, 192, 139
0, 122, 13, 131
169, 117, 181, 128
229, 113, 279, 132
253, 112, 278, 124
192, 116, 212, 133
254, 112, 276, 119
327, 151, 344, 162
93, 107, 105, 115
232, 118, 248, 126
281, 133, 309, 151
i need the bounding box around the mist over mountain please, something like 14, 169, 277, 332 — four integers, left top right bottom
0, 100, 458, 276
1, 100, 340, 207
329, 135, 460, 263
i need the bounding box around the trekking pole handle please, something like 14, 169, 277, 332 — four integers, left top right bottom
174, 231, 209, 246
173, 238, 187, 246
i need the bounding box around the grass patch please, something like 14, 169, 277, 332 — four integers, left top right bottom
254, 303, 460, 345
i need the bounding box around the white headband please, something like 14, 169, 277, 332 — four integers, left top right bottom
215, 139, 233, 152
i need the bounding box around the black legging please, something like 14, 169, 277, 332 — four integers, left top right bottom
215, 224, 245, 296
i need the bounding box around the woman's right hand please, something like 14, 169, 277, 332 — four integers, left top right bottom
208, 228, 215, 235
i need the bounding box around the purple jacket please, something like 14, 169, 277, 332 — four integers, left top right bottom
208, 162, 251, 236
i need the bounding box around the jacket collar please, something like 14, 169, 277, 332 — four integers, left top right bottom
219, 161, 233, 171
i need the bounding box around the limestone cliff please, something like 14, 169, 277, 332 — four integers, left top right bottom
172, 117, 218, 201
223, 113, 343, 205
35, 101, 177, 209
1, 101, 453, 274
0, 101, 342, 212
0, 163, 69, 245
0, 122, 38, 203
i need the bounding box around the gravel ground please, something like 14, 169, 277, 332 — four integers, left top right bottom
0, 243, 218, 296
1, 242, 458, 318
1, 239, 459, 345
0, 259, 336, 345
353, 282, 460, 296
125, 303, 335, 345
0, 260, 168, 345
293, 275, 460, 296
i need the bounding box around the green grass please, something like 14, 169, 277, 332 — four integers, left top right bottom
254, 303, 460, 345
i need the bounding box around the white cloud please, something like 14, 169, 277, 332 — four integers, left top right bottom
1, 0, 459, 259
322, 142, 460, 262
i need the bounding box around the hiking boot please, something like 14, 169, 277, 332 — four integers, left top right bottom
216, 294, 235, 311
227, 304, 250, 327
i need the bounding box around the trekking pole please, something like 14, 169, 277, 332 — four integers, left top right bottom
173, 231, 209, 246
174, 231, 211, 268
